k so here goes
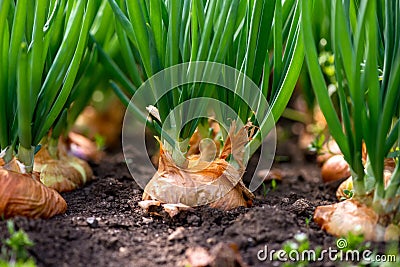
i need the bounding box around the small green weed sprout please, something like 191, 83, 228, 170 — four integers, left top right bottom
275, 233, 321, 267
261, 179, 278, 198
0, 221, 36, 267
308, 134, 325, 154
305, 216, 312, 228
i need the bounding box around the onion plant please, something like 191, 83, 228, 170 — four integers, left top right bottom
0, 0, 96, 218
66, 0, 122, 132
101, 0, 304, 210
302, 0, 400, 240
33, 0, 123, 192
298, 0, 333, 112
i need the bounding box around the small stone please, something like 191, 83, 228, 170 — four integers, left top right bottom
119, 247, 129, 257
281, 198, 290, 203
168, 226, 185, 241
291, 199, 310, 214
247, 237, 255, 246
206, 238, 216, 244
187, 243, 247, 267
185, 247, 211, 267
142, 217, 153, 224
86, 217, 98, 228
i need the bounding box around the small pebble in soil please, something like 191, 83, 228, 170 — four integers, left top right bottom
206, 237, 216, 245
119, 247, 129, 257
142, 217, 153, 224
86, 217, 99, 228
184, 247, 211, 267
168, 227, 185, 241
247, 237, 256, 246
281, 197, 290, 203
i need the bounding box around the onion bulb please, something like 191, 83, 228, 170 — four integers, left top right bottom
142, 122, 254, 211
314, 199, 399, 241
0, 161, 67, 219
67, 132, 105, 163
321, 155, 350, 183
73, 100, 125, 148
336, 162, 395, 200
320, 165, 399, 241
34, 137, 93, 192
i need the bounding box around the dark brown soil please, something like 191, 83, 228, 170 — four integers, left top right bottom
0, 134, 397, 266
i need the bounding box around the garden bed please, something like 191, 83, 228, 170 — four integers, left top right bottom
1, 0, 399, 266
0, 132, 391, 267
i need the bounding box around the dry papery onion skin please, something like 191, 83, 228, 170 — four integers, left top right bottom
34, 138, 93, 193
0, 165, 67, 219
142, 122, 255, 211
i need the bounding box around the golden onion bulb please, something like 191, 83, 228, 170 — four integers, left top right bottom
314, 200, 387, 241
34, 138, 93, 192
142, 122, 254, 211
0, 166, 67, 219
321, 155, 351, 183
